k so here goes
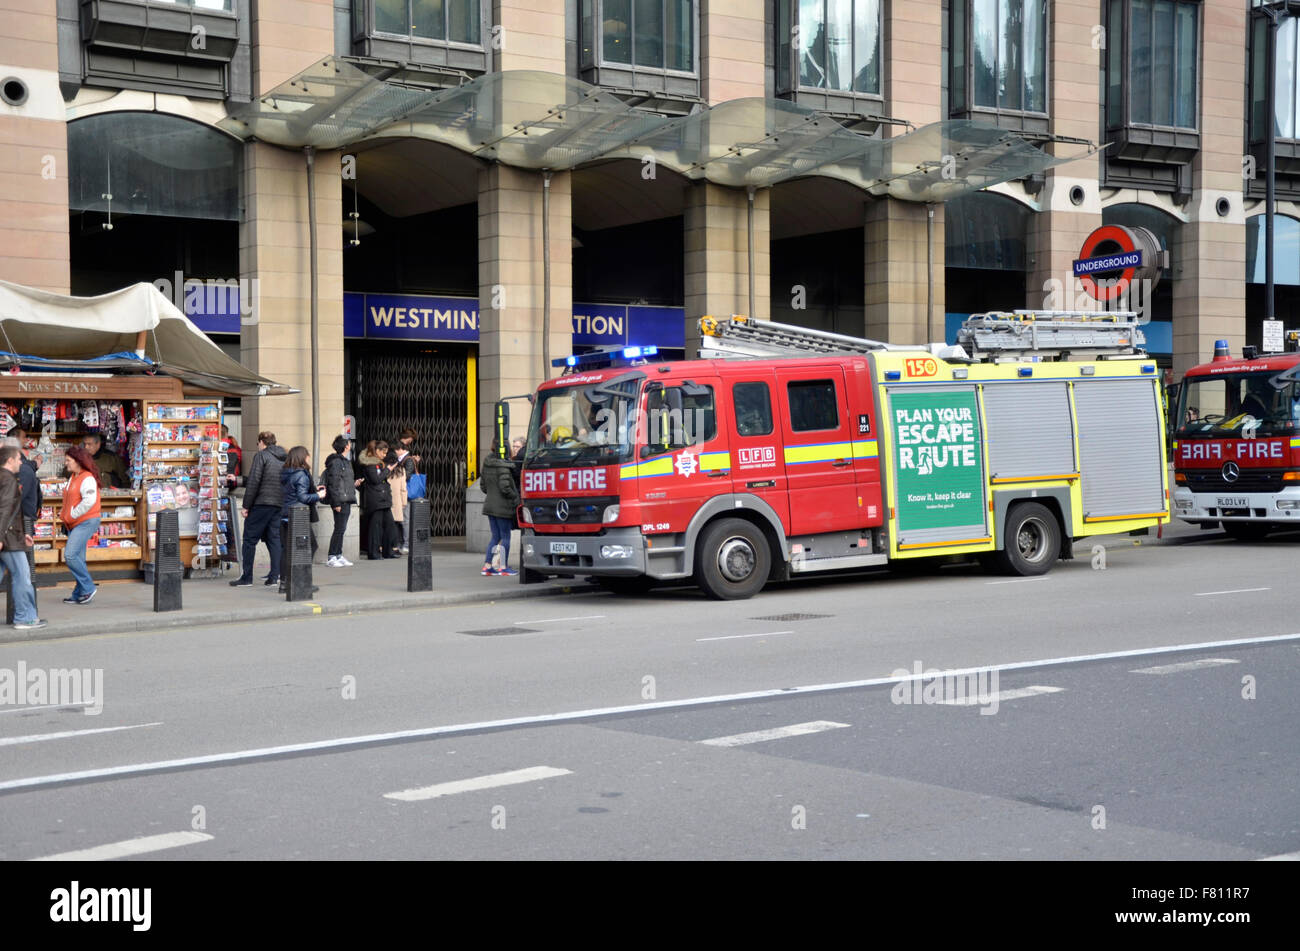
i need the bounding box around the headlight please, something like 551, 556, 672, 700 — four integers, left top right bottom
1278, 500, 1300, 510
524, 544, 535, 556
602, 504, 620, 524
518, 505, 533, 524
600, 545, 633, 559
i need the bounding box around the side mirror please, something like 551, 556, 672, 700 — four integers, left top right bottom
640, 445, 658, 458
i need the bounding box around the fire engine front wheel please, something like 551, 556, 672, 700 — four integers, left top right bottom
993, 502, 1060, 576
695, 518, 771, 600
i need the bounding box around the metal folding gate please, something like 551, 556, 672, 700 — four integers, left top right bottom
351, 349, 468, 535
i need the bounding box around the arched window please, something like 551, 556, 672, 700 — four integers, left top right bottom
945, 191, 1030, 270
68, 112, 240, 221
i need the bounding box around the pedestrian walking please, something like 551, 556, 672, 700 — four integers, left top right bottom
0, 446, 44, 629
278, 445, 324, 593
387, 446, 408, 556
480, 438, 519, 577
60, 445, 101, 604
229, 431, 286, 588
321, 435, 358, 567
359, 440, 397, 559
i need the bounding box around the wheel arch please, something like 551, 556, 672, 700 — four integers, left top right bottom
992, 488, 1072, 558
683, 494, 787, 578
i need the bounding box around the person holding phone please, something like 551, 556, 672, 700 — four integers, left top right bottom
278, 445, 325, 592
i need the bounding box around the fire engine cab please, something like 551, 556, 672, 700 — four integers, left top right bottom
515, 312, 1170, 599
1172, 335, 1300, 539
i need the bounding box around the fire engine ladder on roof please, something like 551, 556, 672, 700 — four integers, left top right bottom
697, 315, 896, 359
956, 310, 1147, 362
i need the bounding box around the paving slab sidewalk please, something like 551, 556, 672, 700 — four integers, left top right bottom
1, 543, 596, 644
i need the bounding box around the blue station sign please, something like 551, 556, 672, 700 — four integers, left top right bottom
1073, 250, 1142, 277
344, 292, 685, 349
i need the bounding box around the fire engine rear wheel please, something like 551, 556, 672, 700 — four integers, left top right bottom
995, 502, 1060, 576
695, 518, 770, 600
1221, 521, 1272, 541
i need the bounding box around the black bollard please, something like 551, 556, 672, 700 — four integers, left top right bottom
407, 498, 432, 592
153, 510, 183, 612
284, 506, 313, 601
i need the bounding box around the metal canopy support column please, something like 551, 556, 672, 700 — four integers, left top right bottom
542, 169, 552, 381
305, 145, 320, 469
746, 186, 756, 319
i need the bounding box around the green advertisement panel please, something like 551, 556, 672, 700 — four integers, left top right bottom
891, 389, 986, 533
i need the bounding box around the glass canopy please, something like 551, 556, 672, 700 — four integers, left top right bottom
220, 59, 1094, 202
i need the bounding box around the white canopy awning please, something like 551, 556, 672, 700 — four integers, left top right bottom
0, 280, 296, 397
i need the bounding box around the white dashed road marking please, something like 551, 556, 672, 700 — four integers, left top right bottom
0, 722, 162, 746
696, 631, 793, 642
384, 765, 572, 802
1130, 658, 1240, 675
31, 831, 213, 862
698, 720, 850, 747
936, 686, 1063, 705
1194, 588, 1270, 597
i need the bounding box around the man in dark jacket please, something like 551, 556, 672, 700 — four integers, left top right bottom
0, 446, 43, 629
321, 435, 357, 567
82, 433, 129, 488
230, 431, 287, 587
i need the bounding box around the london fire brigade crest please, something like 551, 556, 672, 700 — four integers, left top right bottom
675, 449, 698, 477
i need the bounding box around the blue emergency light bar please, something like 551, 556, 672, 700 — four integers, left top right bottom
553, 345, 659, 370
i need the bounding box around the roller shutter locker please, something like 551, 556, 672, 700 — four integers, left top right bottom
1073, 379, 1164, 519
982, 382, 1076, 479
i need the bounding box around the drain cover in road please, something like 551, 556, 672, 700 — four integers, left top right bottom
750, 613, 832, 621
459, 627, 540, 636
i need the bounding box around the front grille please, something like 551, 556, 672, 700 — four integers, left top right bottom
1181, 469, 1285, 493
525, 496, 619, 525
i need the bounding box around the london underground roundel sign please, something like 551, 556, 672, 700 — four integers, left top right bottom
1073, 225, 1162, 302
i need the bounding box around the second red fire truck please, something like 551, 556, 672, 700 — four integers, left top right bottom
514, 313, 1170, 599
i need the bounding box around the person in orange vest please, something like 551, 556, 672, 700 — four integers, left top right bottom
60, 445, 102, 605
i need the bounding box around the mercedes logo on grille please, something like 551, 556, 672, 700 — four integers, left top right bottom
1222, 462, 1240, 483
556, 499, 570, 522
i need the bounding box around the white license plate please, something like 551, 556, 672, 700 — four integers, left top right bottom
1216, 497, 1249, 507
550, 541, 578, 555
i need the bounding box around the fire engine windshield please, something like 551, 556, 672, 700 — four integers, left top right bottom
1177, 370, 1300, 438
525, 375, 642, 467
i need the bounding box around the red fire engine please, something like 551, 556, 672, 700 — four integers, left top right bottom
513, 313, 1169, 599
1172, 335, 1300, 539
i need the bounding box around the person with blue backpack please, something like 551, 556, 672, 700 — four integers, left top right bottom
397, 428, 422, 553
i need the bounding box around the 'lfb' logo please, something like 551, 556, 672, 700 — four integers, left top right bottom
738, 447, 776, 465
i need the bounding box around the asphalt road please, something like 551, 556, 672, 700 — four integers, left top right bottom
1, 528, 1297, 860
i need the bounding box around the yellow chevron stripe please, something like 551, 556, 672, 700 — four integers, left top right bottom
1291, 437, 1300, 449
853, 439, 879, 459
699, 451, 731, 471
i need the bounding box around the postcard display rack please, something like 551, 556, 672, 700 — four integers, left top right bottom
142, 400, 229, 573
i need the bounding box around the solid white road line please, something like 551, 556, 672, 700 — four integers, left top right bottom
984, 577, 1050, 585
1259, 850, 1300, 861
519, 616, 606, 625
936, 686, 1063, 705
31, 830, 213, 862
0, 722, 162, 747
698, 720, 849, 747
1194, 588, 1270, 597
1130, 658, 1240, 675
696, 631, 793, 642
384, 766, 571, 802
3, 632, 1299, 794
